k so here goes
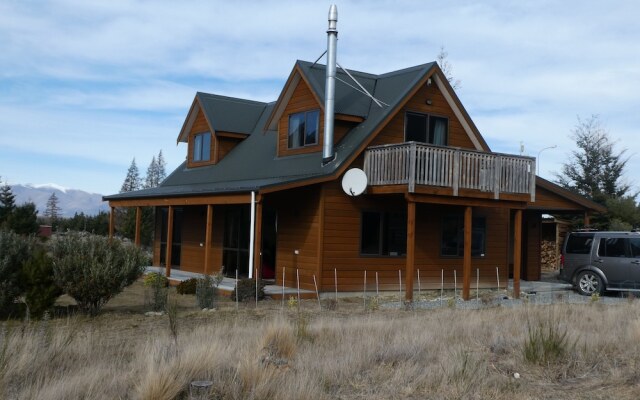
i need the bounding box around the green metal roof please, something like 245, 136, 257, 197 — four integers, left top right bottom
104, 61, 437, 201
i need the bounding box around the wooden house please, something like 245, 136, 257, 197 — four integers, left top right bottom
104, 8, 604, 301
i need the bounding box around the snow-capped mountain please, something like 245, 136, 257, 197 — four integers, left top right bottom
10, 183, 109, 217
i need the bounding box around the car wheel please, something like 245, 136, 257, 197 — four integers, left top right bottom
576, 271, 603, 296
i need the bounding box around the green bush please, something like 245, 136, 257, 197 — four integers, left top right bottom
143, 272, 169, 288
143, 273, 168, 312
176, 278, 198, 295
52, 233, 149, 316
0, 230, 34, 315
196, 274, 224, 309
22, 248, 62, 319
523, 314, 575, 365
230, 278, 265, 302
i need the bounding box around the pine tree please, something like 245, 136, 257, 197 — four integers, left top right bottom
0, 178, 16, 226
120, 158, 141, 193
156, 150, 167, 184
144, 156, 158, 189
8, 203, 39, 235
44, 192, 62, 227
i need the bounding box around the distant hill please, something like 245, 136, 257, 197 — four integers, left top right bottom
11, 183, 109, 217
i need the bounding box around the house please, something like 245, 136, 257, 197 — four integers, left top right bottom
104, 7, 604, 301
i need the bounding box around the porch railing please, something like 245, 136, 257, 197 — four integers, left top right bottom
363, 142, 536, 201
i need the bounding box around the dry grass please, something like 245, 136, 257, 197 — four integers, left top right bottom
2, 285, 640, 399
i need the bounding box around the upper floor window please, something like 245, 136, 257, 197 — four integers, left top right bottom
405, 112, 448, 146
193, 132, 211, 162
288, 110, 319, 149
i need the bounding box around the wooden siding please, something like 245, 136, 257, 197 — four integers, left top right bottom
319, 179, 511, 291
277, 78, 324, 157
187, 108, 216, 168
216, 136, 242, 163
270, 186, 321, 290
531, 185, 589, 211
371, 79, 476, 149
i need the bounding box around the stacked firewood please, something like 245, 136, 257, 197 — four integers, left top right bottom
541, 240, 558, 270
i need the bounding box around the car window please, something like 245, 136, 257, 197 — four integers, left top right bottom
598, 237, 628, 258
630, 238, 640, 258
566, 234, 594, 254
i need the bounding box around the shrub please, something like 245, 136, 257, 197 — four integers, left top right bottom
230, 278, 265, 302
52, 233, 149, 316
143, 272, 169, 288
176, 278, 198, 295
0, 230, 34, 315
22, 248, 62, 319
523, 313, 575, 365
144, 273, 168, 312
196, 274, 223, 309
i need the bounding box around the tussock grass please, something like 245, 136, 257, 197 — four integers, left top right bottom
2, 301, 640, 399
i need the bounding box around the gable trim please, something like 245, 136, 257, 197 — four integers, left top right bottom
177, 96, 215, 143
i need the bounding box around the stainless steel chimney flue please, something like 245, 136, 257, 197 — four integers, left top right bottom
322, 4, 338, 165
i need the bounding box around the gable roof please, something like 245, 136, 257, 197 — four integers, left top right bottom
177, 93, 267, 143
104, 61, 491, 202
531, 177, 607, 213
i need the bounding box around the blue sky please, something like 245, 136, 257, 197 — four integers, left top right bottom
1, 0, 639, 195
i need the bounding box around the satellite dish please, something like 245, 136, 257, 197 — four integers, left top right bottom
342, 168, 368, 196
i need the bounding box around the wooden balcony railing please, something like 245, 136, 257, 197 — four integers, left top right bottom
363, 142, 536, 201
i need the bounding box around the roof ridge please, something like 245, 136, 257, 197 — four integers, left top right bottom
196, 92, 268, 106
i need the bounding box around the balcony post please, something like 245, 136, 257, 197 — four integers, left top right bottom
408, 142, 417, 193
493, 157, 502, 200
452, 149, 460, 196
405, 200, 416, 302
530, 160, 537, 202
462, 206, 472, 300
513, 209, 523, 299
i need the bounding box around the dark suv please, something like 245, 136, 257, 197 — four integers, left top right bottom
559, 231, 640, 295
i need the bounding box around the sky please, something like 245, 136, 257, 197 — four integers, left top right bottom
0, 0, 638, 196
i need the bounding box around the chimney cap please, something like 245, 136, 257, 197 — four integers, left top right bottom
328, 4, 338, 22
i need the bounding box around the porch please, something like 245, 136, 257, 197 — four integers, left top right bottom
364, 142, 536, 201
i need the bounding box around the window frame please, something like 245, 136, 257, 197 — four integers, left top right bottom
360, 210, 407, 257
440, 214, 486, 258
404, 111, 449, 146
192, 131, 212, 162
287, 109, 320, 149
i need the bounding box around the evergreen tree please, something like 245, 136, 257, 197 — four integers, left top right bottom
144, 156, 158, 189
156, 150, 167, 183
120, 158, 141, 193
0, 178, 16, 226
8, 203, 39, 235
44, 192, 62, 227
555, 115, 631, 204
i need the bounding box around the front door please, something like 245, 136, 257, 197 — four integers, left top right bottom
222, 205, 250, 278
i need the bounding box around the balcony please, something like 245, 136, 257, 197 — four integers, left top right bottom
363, 142, 536, 201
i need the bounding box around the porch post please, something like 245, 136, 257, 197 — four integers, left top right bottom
134, 206, 142, 247
462, 206, 472, 300
109, 206, 115, 240
405, 200, 416, 302
248, 191, 256, 279
204, 204, 213, 275
513, 209, 523, 299
253, 200, 263, 280
584, 211, 590, 227
165, 206, 174, 278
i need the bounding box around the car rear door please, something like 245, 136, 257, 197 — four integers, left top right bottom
627, 237, 640, 290
594, 237, 630, 289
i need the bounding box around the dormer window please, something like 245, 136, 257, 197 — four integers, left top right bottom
405, 112, 448, 146
288, 110, 319, 149
193, 132, 211, 162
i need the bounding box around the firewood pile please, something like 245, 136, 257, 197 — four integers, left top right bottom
541, 240, 558, 270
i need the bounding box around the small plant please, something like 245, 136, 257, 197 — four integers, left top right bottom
447, 297, 457, 308
523, 313, 575, 365
143, 272, 169, 288
590, 292, 601, 303
366, 296, 380, 311
230, 278, 265, 302
196, 273, 224, 309
287, 296, 298, 310
176, 278, 198, 295
145, 273, 168, 312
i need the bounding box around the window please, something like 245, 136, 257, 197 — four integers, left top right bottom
193, 132, 211, 162
288, 110, 319, 148
441, 215, 486, 257
598, 238, 628, 258
405, 112, 448, 145
361, 211, 407, 256
565, 233, 594, 254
